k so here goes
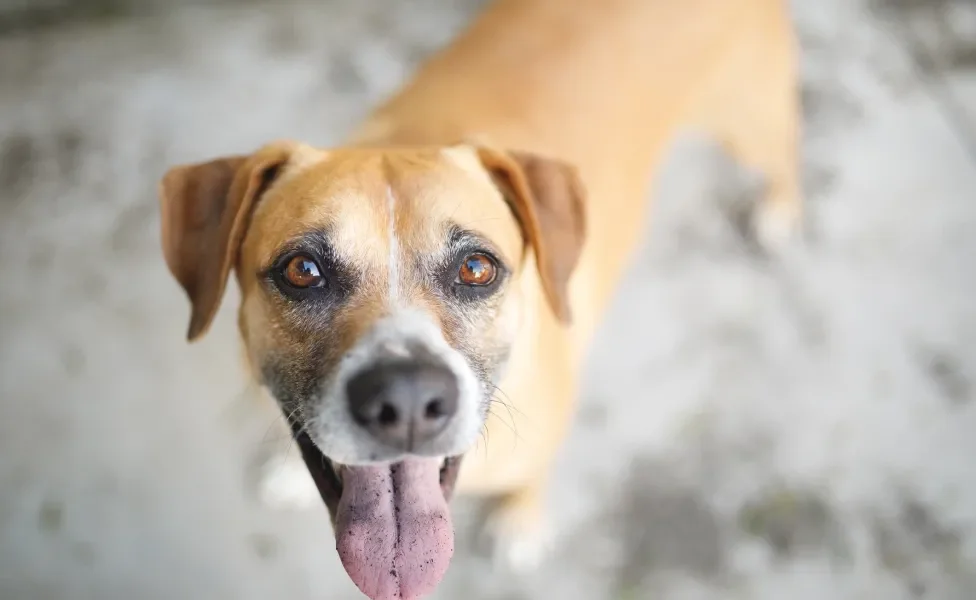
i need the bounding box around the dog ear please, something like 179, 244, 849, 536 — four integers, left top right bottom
159, 143, 293, 341
476, 147, 587, 323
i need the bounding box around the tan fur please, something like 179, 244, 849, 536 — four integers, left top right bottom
160, 0, 800, 564
352, 0, 801, 514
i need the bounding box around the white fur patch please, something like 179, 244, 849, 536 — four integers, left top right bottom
309, 309, 483, 465
386, 185, 400, 302
481, 505, 554, 573
257, 451, 320, 510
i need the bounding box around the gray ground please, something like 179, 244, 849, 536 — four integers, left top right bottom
1, 0, 975, 599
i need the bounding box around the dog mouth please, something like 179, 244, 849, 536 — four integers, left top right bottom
290, 422, 462, 600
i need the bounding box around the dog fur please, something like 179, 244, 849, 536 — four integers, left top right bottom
158, 0, 800, 591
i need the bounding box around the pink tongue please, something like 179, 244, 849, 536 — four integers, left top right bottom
335, 457, 454, 600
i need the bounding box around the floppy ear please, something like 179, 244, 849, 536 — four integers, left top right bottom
159, 143, 293, 341
476, 147, 587, 323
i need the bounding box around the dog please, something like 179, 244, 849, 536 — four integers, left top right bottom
158, 0, 800, 598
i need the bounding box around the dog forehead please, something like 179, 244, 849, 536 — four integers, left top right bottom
243, 147, 520, 267
242, 151, 386, 268
385, 148, 521, 257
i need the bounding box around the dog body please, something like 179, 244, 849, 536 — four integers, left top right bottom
159, 0, 799, 597
351, 0, 801, 548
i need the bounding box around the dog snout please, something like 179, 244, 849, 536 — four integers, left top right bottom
346, 361, 460, 451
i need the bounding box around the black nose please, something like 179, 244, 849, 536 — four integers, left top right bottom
346, 361, 460, 451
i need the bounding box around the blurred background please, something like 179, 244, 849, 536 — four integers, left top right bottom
1, 0, 975, 598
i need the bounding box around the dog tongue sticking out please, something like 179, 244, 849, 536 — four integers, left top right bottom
335, 457, 454, 600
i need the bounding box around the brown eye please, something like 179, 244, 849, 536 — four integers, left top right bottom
457, 253, 497, 286
283, 254, 324, 288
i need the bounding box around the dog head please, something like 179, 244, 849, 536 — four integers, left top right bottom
158, 140, 585, 599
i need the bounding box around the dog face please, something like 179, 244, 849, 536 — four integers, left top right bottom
158, 140, 585, 517
240, 145, 531, 467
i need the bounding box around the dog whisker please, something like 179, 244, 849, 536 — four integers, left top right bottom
478, 425, 491, 458
263, 402, 315, 463
487, 384, 524, 445
260, 402, 303, 443
488, 383, 525, 418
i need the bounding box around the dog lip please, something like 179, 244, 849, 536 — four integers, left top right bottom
288, 420, 464, 520
438, 455, 463, 498
291, 426, 343, 518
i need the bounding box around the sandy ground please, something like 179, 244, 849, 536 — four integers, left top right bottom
1, 0, 975, 599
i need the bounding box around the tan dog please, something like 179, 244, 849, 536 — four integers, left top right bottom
158, 0, 800, 598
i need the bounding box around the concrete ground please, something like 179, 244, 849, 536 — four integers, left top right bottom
1, 0, 975, 598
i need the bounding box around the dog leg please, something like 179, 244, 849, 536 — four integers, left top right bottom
246, 408, 319, 510
480, 481, 553, 573
254, 446, 321, 510
685, 0, 803, 250
729, 83, 804, 252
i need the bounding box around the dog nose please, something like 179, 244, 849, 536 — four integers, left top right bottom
346, 361, 460, 451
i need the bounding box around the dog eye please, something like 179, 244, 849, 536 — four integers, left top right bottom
456, 253, 497, 286
282, 254, 325, 289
